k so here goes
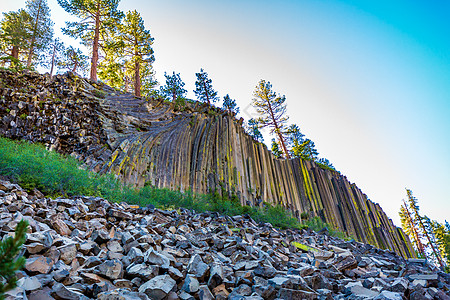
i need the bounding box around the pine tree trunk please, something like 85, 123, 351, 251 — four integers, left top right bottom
72, 61, 78, 73
90, 5, 101, 82
277, 129, 290, 159
11, 46, 19, 60
134, 57, 141, 97
49, 42, 56, 76
265, 93, 290, 159
124, 76, 129, 93
202, 80, 210, 105
27, 0, 42, 68
414, 208, 445, 269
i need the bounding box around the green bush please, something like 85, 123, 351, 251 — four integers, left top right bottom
0, 137, 119, 198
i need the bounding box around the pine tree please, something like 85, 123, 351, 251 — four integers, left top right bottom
0, 9, 32, 63
97, 50, 123, 87
45, 38, 65, 76
423, 216, 445, 266
406, 189, 445, 268
222, 94, 239, 114
286, 124, 304, 158
194, 68, 218, 105
0, 220, 28, 298
98, 10, 155, 96
271, 139, 283, 159
399, 202, 425, 257
432, 221, 450, 270
58, 46, 89, 75
246, 119, 264, 143
119, 10, 155, 97
297, 139, 318, 161
252, 80, 290, 158
57, 0, 123, 81
160, 72, 187, 102
25, 0, 54, 68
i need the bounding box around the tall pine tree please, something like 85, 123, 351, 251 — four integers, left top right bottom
286, 124, 304, 158
432, 221, 450, 270
57, 0, 123, 81
400, 200, 426, 257
102, 10, 157, 97
45, 38, 65, 76
194, 68, 218, 105
252, 80, 290, 158
0, 9, 32, 63
406, 189, 445, 268
25, 0, 54, 68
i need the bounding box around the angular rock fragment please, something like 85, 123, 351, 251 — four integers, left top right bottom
139, 275, 176, 300
25, 256, 53, 274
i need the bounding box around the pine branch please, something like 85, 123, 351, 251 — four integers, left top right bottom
0, 219, 28, 297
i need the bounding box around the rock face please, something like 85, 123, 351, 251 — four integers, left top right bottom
1, 180, 449, 299
0, 69, 414, 257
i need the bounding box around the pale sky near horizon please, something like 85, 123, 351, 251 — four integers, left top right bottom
1, 0, 449, 226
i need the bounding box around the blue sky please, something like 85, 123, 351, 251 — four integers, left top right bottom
1, 0, 449, 225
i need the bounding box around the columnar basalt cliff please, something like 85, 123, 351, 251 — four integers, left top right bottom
0, 70, 415, 258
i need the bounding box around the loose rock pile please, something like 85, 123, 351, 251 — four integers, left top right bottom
0, 180, 448, 299
0, 69, 110, 170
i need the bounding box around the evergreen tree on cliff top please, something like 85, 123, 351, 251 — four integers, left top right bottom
0, 10, 32, 64
252, 80, 290, 158
44, 38, 65, 76
194, 68, 219, 105
222, 94, 239, 114
25, 0, 54, 68
286, 124, 304, 157
100, 10, 155, 97
160, 72, 187, 102
57, 0, 123, 81
58, 46, 89, 75
271, 139, 283, 159
246, 118, 264, 143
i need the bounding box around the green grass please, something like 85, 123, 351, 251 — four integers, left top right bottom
0, 137, 305, 230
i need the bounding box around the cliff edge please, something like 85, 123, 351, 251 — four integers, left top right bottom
0, 69, 415, 258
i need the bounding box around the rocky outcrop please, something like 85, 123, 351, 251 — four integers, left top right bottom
1, 180, 449, 299
0, 69, 414, 257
